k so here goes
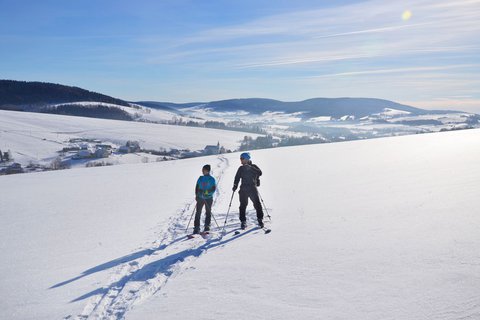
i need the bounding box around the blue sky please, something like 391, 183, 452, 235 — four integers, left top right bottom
1, 0, 479, 112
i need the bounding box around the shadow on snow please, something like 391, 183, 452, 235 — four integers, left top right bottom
50, 227, 259, 304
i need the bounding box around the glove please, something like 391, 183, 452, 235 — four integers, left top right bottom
232, 185, 237, 192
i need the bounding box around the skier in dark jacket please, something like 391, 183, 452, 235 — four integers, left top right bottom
194, 164, 216, 234
232, 152, 264, 229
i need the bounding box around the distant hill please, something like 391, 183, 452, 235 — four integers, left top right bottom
1, 80, 466, 122
0, 80, 131, 110
171, 97, 431, 118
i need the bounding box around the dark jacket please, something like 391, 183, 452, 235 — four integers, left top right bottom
234, 162, 262, 191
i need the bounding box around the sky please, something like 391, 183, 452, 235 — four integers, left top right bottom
1, 0, 479, 112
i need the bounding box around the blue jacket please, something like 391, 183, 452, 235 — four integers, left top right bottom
196, 174, 216, 199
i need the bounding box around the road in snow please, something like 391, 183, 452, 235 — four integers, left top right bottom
1, 129, 480, 319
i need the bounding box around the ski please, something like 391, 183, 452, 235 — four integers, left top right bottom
233, 226, 271, 235
262, 227, 272, 234
187, 231, 210, 239
201, 231, 213, 239
233, 225, 251, 235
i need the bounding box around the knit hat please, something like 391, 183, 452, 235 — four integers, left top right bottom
202, 164, 211, 172
240, 152, 251, 160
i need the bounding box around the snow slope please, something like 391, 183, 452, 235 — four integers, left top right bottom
1, 129, 480, 319
50, 101, 184, 123
0, 110, 257, 166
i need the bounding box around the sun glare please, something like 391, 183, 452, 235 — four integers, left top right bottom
402, 10, 412, 21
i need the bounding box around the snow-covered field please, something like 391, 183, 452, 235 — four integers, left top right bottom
1, 129, 480, 319
49, 101, 183, 124
178, 105, 479, 138
0, 110, 257, 168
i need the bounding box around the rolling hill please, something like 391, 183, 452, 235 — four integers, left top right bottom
0, 80, 130, 109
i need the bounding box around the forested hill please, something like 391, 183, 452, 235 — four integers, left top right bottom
0, 80, 130, 110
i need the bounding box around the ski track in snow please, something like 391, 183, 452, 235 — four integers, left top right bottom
65, 155, 268, 320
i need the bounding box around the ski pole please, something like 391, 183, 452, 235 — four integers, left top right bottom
204, 199, 220, 228
185, 204, 197, 233
222, 191, 235, 234
257, 190, 271, 221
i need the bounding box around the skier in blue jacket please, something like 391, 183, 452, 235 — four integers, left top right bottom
194, 164, 216, 234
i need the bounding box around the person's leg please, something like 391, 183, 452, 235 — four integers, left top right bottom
250, 190, 264, 226
194, 200, 204, 233
204, 198, 213, 231
239, 190, 248, 227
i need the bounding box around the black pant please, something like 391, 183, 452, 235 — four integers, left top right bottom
239, 188, 264, 222
194, 198, 213, 230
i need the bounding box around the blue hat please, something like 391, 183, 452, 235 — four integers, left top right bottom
240, 152, 251, 160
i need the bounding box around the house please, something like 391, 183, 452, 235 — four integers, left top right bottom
73, 149, 93, 159
126, 140, 141, 152
96, 144, 113, 152
79, 143, 90, 150
1, 151, 11, 162
4, 163, 23, 175
118, 146, 130, 154
204, 142, 221, 155
119, 141, 141, 153
95, 147, 110, 158
62, 146, 81, 152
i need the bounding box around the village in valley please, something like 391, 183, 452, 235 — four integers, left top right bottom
0, 140, 229, 175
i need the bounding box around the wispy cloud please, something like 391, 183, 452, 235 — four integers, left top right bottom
3, 0, 478, 104
311, 22, 434, 39
151, 0, 480, 71
306, 64, 480, 78
126, 0, 480, 104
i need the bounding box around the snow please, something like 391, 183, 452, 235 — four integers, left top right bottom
178, 107, 305, 125
49, 101, 181, 123
0, 110, 257, 167
340, 115, 355, 121
307, 116, 332, 122
259, 111, 304, 124
390, 113, 472, 124
374, 108, 412, 117
1, 129, 480, 319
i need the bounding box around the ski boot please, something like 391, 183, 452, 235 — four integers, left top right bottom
240, 221, 247, 230
258, 220, 264, 228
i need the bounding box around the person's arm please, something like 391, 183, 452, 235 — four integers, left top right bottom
195, 177, 200, 196
208, 177, 217, 193
251, 164, 262, 177
233, 167, 242, 191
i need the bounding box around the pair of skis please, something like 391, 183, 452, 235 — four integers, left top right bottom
187, 231, 212, 239
234, 226, 271, 235
187, 225, 271, 239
